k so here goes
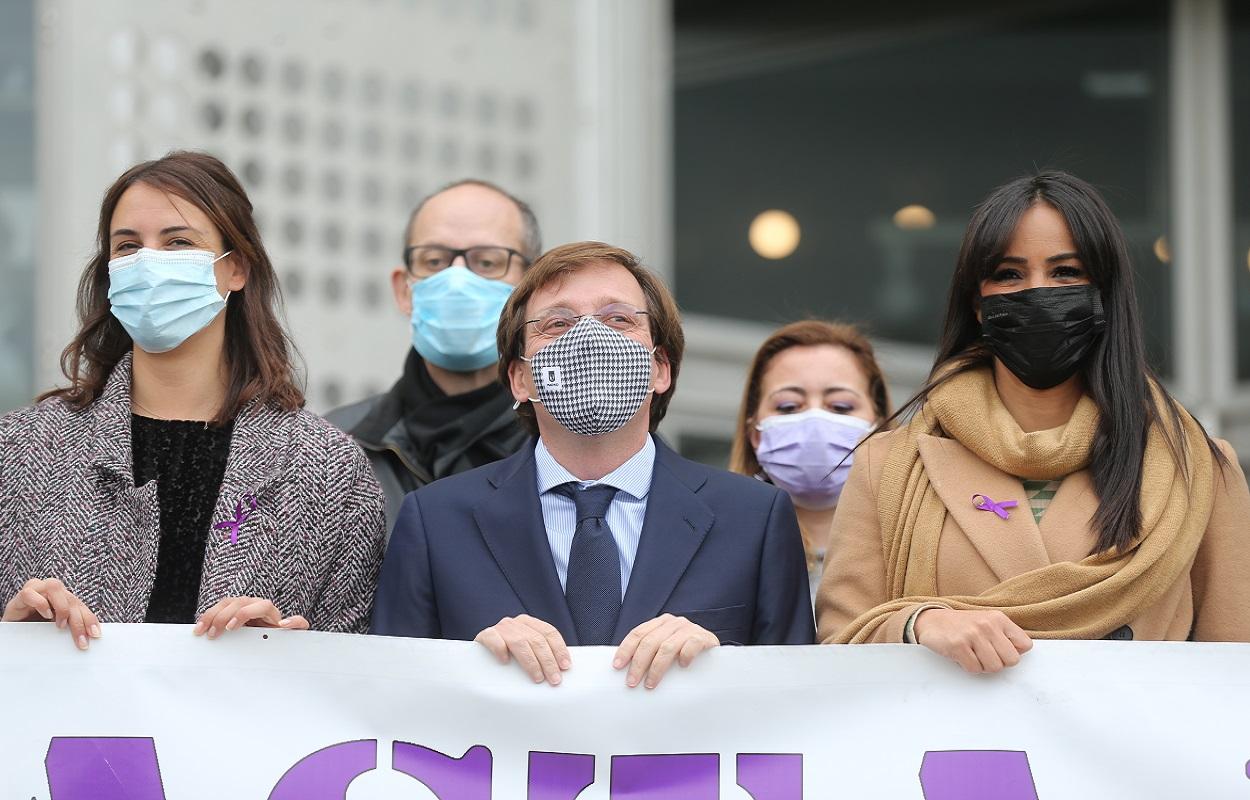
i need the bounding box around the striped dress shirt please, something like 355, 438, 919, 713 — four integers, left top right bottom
534, 435, 656, 597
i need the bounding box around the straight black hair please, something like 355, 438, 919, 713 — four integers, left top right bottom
877, 171, 1224, 555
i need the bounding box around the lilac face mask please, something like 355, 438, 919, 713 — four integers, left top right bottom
755, 409, 873, 509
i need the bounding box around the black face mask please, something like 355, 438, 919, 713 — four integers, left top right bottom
979, 285, 1106, 390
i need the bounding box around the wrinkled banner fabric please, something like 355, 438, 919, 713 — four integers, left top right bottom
1, 625, 1248, 798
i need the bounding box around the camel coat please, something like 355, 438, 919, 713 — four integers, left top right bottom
815, 427, 1250, 644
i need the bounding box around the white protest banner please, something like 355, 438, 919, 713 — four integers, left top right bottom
1, 624, 1247, 798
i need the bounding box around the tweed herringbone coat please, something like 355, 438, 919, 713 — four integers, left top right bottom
0, 355, 386, 633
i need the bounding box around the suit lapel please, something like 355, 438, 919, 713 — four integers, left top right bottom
1036, 470, 1098, 563
86, 354, 163, 620
473, 445, 578, 643
612, 441, 714, 642
918, 434, 1051, 583
197, 402, 292, 609
89, 353, 138, 482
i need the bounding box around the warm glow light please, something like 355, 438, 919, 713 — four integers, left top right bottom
749, 210, 801, 260
1246, 247, 1250, 273
1154, 236, 1171, 264
893, 204, 936, 230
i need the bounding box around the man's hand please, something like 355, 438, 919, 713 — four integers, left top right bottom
474, 614, 571, 686
2, 578, 102, 651
913, 608, 1033, 673
613, 614, 719, 689
193, 597, 309, 639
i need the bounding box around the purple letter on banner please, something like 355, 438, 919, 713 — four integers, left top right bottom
611, 754, 718, 799
393, 742, 493, 799
267, 739, 377, 799
46, 737, 166, 800
919, 750, 1039, 800
529, 751, 595, 800
737, 753, 803, 799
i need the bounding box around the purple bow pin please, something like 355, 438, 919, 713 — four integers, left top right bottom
973, 494, 1018, 520
213, 495, 258, 544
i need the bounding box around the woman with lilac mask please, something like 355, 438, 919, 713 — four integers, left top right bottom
730, 321, 891, 603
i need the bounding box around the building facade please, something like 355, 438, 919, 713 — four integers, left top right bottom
2, 0, 1249, 468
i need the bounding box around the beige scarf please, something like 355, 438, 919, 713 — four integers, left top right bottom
836, 367, 1215, 644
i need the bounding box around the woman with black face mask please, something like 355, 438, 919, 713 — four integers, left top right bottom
815, 171, 1250, 672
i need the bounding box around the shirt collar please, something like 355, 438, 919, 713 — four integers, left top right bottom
534, 435, 656, 501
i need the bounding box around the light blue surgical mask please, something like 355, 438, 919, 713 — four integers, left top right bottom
409, 266, 514, 372
107, 247, 232, 354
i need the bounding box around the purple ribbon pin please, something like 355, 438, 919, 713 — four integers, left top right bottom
213, 495, 258, 544
973, 494, 1017, 520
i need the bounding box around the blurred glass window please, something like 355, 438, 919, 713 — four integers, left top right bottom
675, 0, 1173, 375
0, 0, 36, 413
1232, 4, 1250, 380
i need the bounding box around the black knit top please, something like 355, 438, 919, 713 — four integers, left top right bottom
132, 415, 234, 623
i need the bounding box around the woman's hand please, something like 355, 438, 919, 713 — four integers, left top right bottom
2, 578, 102, 651
913, 608, 1032, 673
193, 597, 309, 639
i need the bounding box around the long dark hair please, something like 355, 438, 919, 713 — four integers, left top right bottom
879, 171, 1223, 555
40, 151, 304, 422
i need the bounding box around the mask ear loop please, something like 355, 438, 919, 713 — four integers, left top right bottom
513, 352, 541, 410
744, 413, 767, 482
212, 250, 236, 305
646, 345, 660, 396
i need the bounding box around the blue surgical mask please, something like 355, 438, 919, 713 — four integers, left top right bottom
409, 266, 514, 372
107, 247, 232, 354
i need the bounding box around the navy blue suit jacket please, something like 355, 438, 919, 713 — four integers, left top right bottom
370, 437, 814, 646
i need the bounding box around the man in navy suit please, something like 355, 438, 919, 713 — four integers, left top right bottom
372, 241, 813, 688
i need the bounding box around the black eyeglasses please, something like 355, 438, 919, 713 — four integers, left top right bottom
403, 245, 528, 279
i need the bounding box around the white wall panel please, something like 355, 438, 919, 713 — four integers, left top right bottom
35, 0, 669, 413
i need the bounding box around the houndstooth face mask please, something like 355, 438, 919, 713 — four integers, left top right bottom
522, 316, 655, 436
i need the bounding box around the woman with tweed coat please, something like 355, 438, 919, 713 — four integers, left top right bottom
0, 152, 386, 649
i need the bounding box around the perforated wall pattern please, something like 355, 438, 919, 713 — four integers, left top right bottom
37, 0, 580, 411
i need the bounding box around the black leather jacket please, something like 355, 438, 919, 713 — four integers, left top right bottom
325, 354, 528, 538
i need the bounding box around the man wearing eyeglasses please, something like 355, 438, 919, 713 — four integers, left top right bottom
328, 180, 539, 532
372, 242, 814, 689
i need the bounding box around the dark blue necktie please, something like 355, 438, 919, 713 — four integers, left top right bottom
558, 483, 622, 646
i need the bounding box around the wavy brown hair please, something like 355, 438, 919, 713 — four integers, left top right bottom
40, 151, 303, 423
497, 241, 684, 436
729, 320, 891, 477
